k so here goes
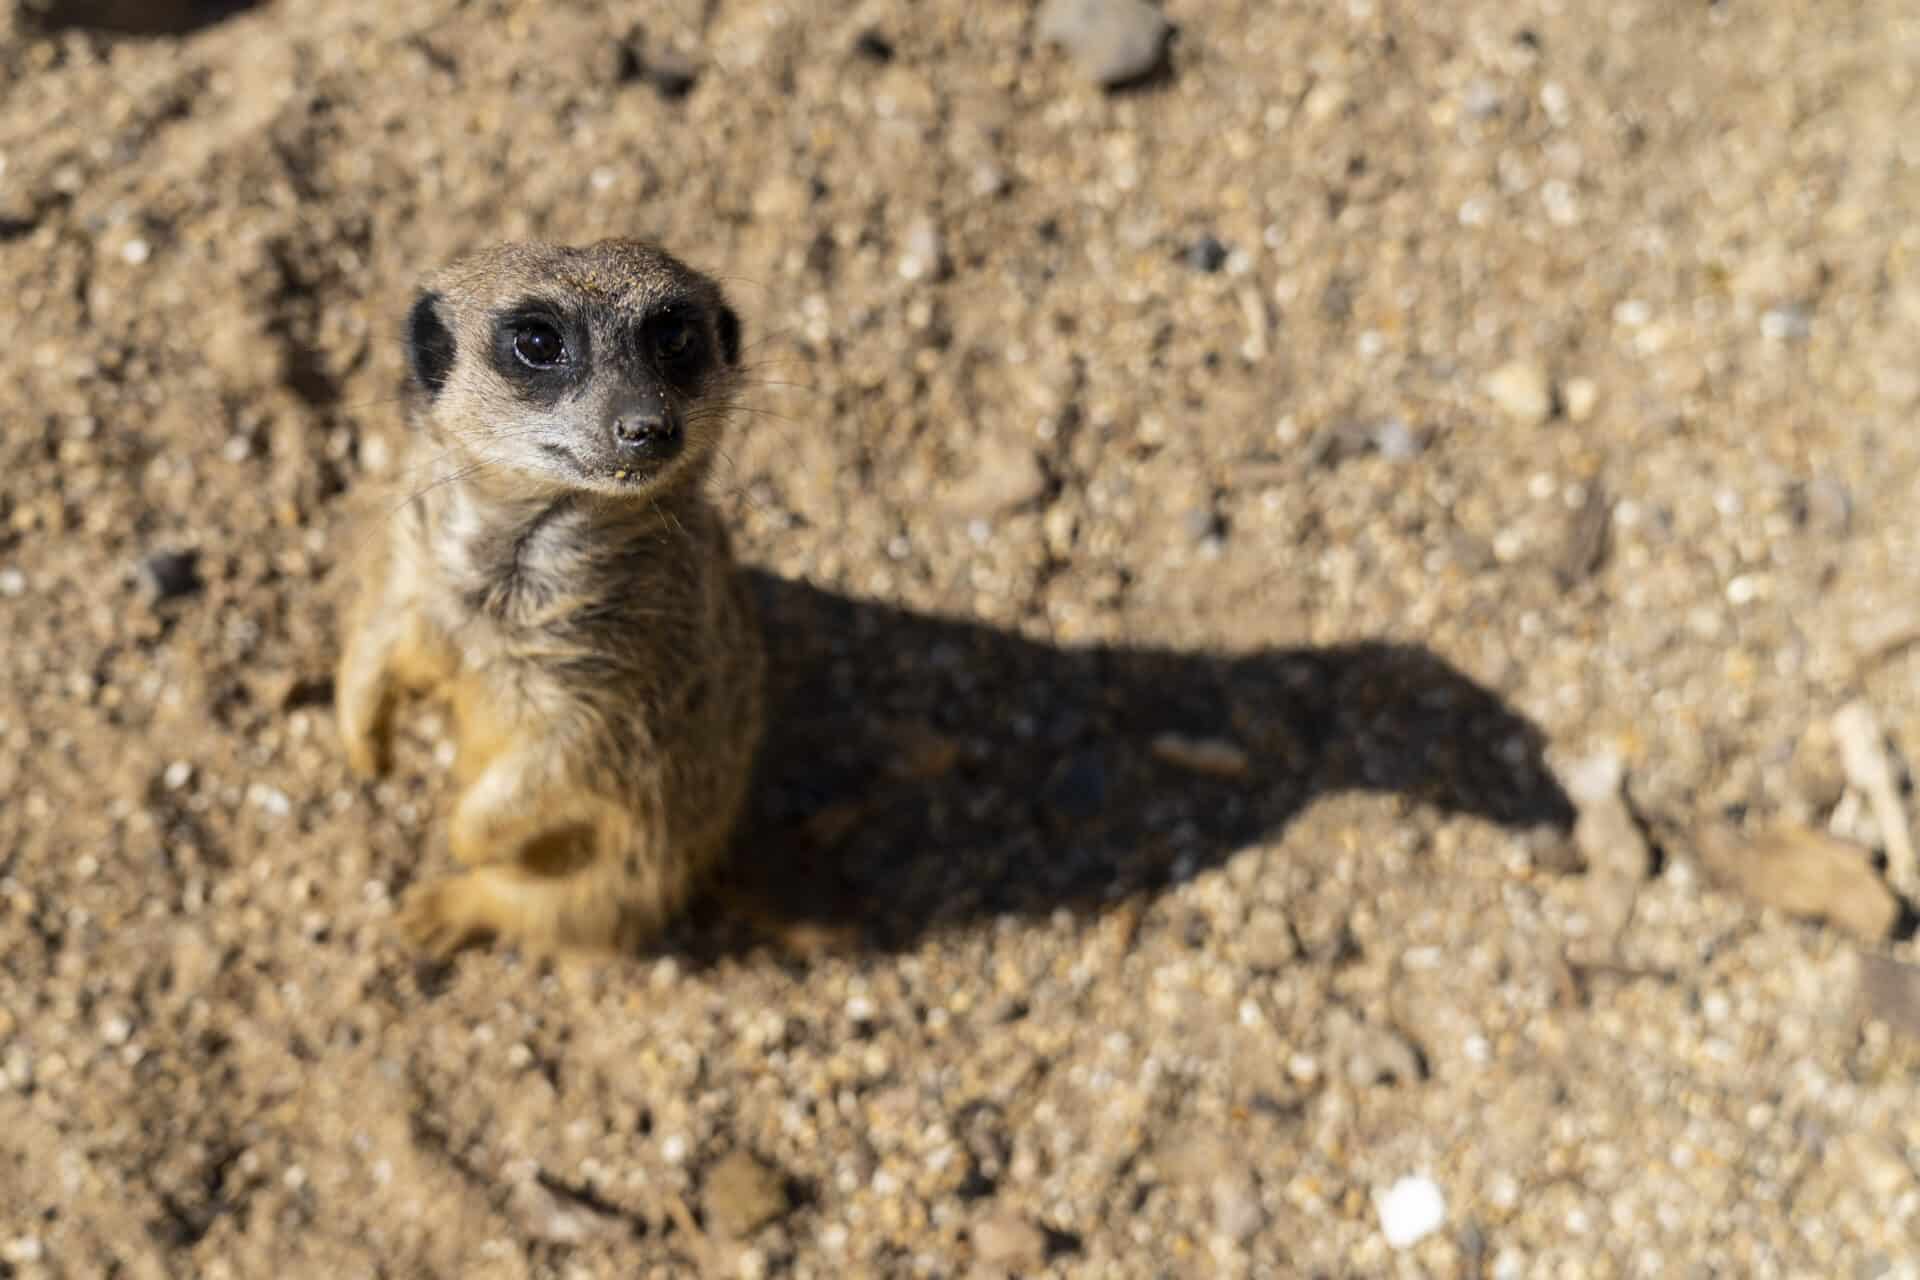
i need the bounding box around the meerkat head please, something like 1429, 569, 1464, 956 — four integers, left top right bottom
402, 238, 744, 500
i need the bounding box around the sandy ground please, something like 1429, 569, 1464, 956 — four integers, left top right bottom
4, 0, 1920, 1275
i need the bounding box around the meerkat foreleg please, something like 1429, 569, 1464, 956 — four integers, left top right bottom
336, 606, 406, 779
336, 600, 457, 778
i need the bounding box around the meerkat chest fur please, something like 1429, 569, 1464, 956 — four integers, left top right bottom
408, 473, 728, 677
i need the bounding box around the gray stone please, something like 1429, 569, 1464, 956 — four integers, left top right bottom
1038, 0, 1171, 88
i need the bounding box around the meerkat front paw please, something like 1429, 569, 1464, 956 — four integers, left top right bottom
396, 876, 501, 958
339, 713, 391, 780
396, 863, 630, 958
336, 638, 397, 779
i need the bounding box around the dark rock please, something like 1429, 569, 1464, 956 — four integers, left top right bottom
853, 29, 895, 63
616, 28, 699, 98
140, 550, 202, 601
1183, 234, 1229, 273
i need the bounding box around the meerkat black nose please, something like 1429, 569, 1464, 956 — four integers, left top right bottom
611, 409, 682, 457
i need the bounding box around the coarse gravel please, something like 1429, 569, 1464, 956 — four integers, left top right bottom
3, 1, 1920, 1276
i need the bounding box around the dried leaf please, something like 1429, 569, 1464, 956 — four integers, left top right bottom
1690, 820, 1899, 941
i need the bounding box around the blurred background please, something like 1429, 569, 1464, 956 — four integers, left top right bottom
2, 0, 1919, 1275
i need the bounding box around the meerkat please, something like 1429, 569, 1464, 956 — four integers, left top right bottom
335, 238, 766, 958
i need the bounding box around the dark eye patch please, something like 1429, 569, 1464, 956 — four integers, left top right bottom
406, 290, 456, 396
643, 303, 713, 384
490, 300, 588, 404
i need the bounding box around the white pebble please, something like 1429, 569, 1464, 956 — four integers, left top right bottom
248, 783, 292, 818
0, 569, 24, 597
100, 1014, 132, 1045
120, 238, 151, 266
1484, 360, 1554, 425
1539, 82, 1571, 123
897, 218, 944, 282
2, 1237, 43, 1264
1541, 179, 1580, 226
163, 760, 194, 790
1562, 376, 1600, 422
1376, 1174, 1446, 1248
660, 1134, 689, 1164
1761, 304, 1811, 341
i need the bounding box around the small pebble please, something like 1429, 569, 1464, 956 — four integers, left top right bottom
1858, 952, 1920, 1039
1483, 360, 1554, 425
140, 549, 202, 601
1037, 0, 1171, 87
939, 438, 1047, 517
1686, 819, 1898, 941
1562, 376, 1599, 422
1833, 700, 1916, 894
1150, 733, 1250, 779
1802, 474, 1852, 538
1182, 508, 1224, 542
1372, 418, 1421, 460
1375, 1174, 1446, 1248
506, 1178, 610, 1245
1760, 303, 1812, 341
701, 1150, 791, 1238
852, 30, 894, 62
1212, 1168, 1267, 1242
971, 1208, 1050, 1269
1183, 234, 1229, 273
2, 1237, 43, 1265
120, 238, 150, 265
248, 784, 292, 819
0, 568, 23, 597
898, 217, 945, 282
626, 43, 699, 99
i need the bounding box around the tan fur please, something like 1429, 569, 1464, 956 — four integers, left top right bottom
335, 239, 766, 958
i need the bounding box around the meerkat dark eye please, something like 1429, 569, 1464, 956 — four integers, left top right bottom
653, 312, 697, 363
511, 321, 567, 369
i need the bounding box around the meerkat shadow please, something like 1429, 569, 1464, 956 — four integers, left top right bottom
18, 0, 262, 37
702, 570, 1574, 957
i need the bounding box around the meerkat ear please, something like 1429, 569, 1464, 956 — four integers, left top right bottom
406, 290, 456, 395
715, 303, 741, 367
